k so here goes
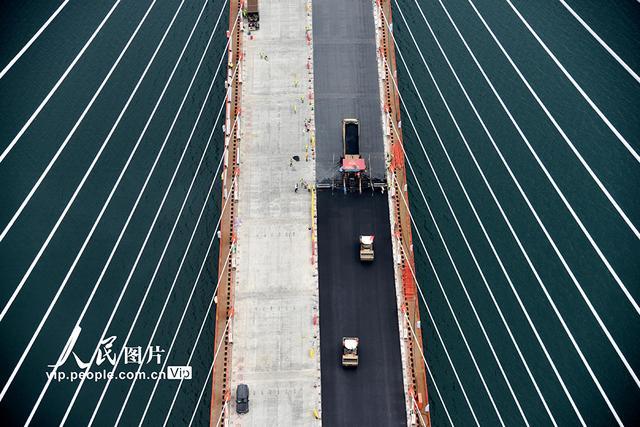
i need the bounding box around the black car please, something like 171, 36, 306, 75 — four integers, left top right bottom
236, 384, 249, 414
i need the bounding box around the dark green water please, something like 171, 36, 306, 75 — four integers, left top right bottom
395, 0, 639, 425
0, 0, 227, 424
0, 0, 638, 426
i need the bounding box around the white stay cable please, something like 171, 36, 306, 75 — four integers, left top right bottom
187, 361, 214, 427
91, 163, 232, 426
214, 401, 229, 427
389, 106, 555, 424
0, 0, 171, 243
0, 0, 70, 80
384, 39, 598, 422
438, 2, 640, 242
383, 9, 558, 418
398, 305, 433, 427
398, 0, 639, 402
408, 321, 454, 427
175, 313, 233, 427
395, 238, 466, 427
63, 164, 232, 425
429, 0, 640, 275
388, 173, 505, 426
0, 0, 212, 323
496, 0, 640, 164
135, 122, 239, 426
137, 246, 232, 426
23, 34, 234, 426
107, 117, 238, 426
389, 183, 482, 423
0, 0, 123, 164
411, 392, 428, 427
380, 62, 530, 423
59, 61, 238, 426
0, 0, 226, 407
555, 0, 640, 84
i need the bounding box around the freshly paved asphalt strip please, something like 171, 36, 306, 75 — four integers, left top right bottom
317, 190, 406, 426
312, 0, 386, 183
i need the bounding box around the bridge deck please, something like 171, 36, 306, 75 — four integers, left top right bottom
313, 0, 386, 184
226, 0, 321, 424
317, 191, 407, 426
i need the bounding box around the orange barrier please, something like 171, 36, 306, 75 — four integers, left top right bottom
376, 0, 430, 424
402, 264, 416, 299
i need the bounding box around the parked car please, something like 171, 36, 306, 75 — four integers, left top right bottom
236, 384, 249, 414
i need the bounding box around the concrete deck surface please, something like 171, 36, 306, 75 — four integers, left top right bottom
228, 0, 321, 425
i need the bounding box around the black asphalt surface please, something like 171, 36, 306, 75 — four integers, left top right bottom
317, 191, 407, 427
312, 0, 386, 183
